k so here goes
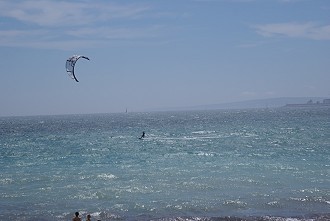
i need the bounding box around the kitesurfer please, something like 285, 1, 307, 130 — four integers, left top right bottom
140, 131, 145, 139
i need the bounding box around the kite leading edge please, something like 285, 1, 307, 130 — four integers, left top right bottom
66, 55, 90, 82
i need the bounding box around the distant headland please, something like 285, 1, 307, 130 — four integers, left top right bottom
147, 97, 330, 112
284, 98, 330, 108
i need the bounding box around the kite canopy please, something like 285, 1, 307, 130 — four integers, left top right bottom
66, 55, 90, 82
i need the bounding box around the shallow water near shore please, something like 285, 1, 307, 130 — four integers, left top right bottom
0, 108, 329, 220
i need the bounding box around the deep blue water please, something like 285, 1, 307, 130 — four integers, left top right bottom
0, 108, 329, 221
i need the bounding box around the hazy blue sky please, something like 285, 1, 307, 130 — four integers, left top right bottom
0, 0, 329, 116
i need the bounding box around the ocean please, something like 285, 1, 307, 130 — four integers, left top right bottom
0, 108, 329, 221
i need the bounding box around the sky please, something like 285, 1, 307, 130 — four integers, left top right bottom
0, 0, 329, 116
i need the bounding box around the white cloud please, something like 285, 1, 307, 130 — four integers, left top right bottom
0, 1, 150, 27
66, 26, 163, 40
0, 1, 168, 49
0, 27, 166, 50
253, 22, 330, 40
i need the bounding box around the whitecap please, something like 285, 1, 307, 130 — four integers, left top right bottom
97, 173, 117, 180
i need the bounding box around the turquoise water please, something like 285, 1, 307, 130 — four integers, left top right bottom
0, 108, 329, 221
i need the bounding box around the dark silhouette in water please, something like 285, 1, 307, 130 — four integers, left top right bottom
139, 131, 145, 139
72, 212, 81, 221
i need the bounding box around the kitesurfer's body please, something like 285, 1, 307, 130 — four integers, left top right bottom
140, 131, 145, 139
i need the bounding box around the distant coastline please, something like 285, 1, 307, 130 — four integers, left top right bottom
148, 97, 330, 112
284, 98, 330, 108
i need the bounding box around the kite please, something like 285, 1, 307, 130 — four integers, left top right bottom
65, 55, 90, 82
